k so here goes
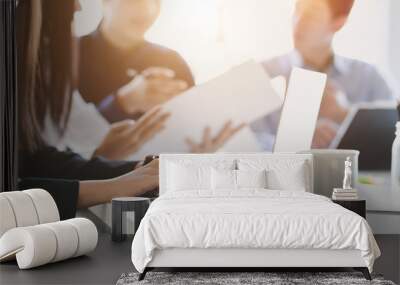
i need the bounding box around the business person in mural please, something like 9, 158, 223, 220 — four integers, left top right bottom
17, 0, 241, 219
251, 0, 397, 150
79, 0, 194, 123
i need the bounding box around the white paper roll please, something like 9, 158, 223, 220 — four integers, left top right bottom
24, 189, 60, 224
0, 226, 57, 269
0, 195, 17, 238
43, 222, 78, 262
1, 192, 39, 227
66, 218, 98, 257
0, 218, 97, 269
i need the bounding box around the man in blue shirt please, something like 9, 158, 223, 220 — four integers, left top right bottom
251, 0, 397, 150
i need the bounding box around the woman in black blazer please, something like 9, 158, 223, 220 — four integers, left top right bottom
16, 0, 159, 220
16, 0, 244, 220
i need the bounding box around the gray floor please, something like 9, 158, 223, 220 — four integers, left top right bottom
373, 235, 400, 284
0, 234, 398, 285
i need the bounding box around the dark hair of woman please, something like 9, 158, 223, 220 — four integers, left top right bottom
17, 0, 75, 152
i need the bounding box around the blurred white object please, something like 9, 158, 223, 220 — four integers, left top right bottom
61, 92, 110, 158
42, 92, 111, 159
270, 76, 286, 101
218, 126, 263, 152
131, 60, 282, 159
392, 122, 400, 192
274, 68, 327, 152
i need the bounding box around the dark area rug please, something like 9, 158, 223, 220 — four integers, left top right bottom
116, 271, 396, 285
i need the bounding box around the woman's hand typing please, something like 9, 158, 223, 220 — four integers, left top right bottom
78, 159, 159, 208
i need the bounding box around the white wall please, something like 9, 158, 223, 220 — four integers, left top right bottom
74, 0, 102, 37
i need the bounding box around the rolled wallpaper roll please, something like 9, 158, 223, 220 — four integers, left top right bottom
0, 190, 98, 269
1, 191, 39, 227
0, 196, 17, 237
66, 218, 98, 257
42, 221, 79, 262
24, 189, 60, 224
0, 226, 57, 268
0, 218, 98, 269
0, 189, 60, 238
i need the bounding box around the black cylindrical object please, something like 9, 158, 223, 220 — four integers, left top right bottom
111, 197, 150, 242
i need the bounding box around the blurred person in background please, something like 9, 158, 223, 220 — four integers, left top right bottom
79, 0, 194, 123
251, 0, 398, 150
44, 0, 242, 161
